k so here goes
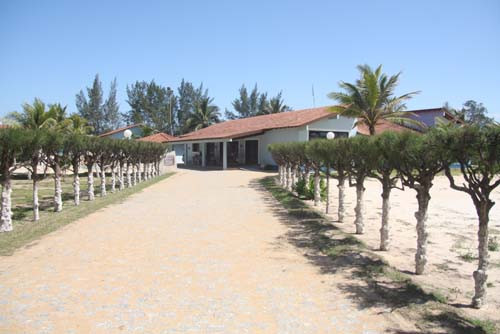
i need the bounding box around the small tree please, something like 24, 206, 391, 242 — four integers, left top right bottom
306, 140, 327, 206
64, 133, 86, 206
20, 130, 48, 220
396, 131, 444, 274
346, 136, 376, 234
326, 138, 351, 223
43, 131, 66, 212
0, 128, 29, 232
441, 126, 500, 308
83, 136, 100, 200
371, 132, 404, 250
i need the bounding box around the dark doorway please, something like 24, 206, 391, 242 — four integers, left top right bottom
245, 140, 258, 165
228, 141, 239, 165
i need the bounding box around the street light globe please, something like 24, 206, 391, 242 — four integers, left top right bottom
123, 129, 132, 139
326, 131, 335, 140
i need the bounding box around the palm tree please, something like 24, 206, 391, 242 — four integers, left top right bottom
8, 98, 58, 129
328, 65, 421, 135
186, 97, 220, 131
262, 92, 291, 115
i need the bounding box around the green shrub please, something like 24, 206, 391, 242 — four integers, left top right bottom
305, 176, 327, 201
293, 178, 309, 198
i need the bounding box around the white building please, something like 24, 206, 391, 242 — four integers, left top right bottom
170, 106, 362, 169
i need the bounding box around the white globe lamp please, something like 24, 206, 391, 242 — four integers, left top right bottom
123, 129, 132, 140
326, 131, 335, 140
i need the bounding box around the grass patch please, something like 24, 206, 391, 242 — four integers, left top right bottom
0, 173, 173, 256
259, 175, 498, 334
459, 251, 477, 262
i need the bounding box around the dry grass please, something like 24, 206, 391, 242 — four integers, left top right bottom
0, 173, 173, 255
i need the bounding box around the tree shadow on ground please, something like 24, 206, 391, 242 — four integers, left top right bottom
250, 176, 492, 334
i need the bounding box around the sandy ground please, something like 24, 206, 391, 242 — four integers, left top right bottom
311, 175, 500, 322
0, 169, 407, 334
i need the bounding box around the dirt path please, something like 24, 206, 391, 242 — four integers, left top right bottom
0, 170, 398, 333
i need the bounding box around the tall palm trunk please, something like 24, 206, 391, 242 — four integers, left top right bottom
354, 176, 365, 234
72, 160, 80, 206
53, 163, 63, 212
380, 180, 392, 250
87, 163, 95, 201
0, 174, 13, 232
337, 175, 346, 223
472, 201, 492, 308
414, 185, 431, 274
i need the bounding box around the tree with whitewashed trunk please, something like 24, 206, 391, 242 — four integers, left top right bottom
396, 131, 444, 275
371, 132, 404, 251
43, 131, 66, 212
96, 138, 114, 197
305, 140, 327, 207
268, 144, 287, 187
440, 126, 500, 308
83, 136, 100, 201
346, 136, 377, 234
20, 130, 48, 221
322, 138, 351, 222
65, 134, 86, 205
0, 128, 29, 232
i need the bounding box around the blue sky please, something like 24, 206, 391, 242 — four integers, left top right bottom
1, 0, 499, 121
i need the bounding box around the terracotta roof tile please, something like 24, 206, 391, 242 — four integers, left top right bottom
137, 132, 176, 143
99, 123, 142, 137
171, 107, 336, 142
356, 119, 417, 135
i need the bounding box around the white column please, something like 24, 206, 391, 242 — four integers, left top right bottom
222, 141, 228, 170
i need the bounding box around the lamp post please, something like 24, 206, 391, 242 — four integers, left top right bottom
325, 131, 335, 214
124, 129, 132, 140
167, 87, 173, 135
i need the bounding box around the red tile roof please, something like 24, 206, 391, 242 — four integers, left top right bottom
356, 119, 417, 135
170, 107, 336, 142
137, 132, 176, 143
0, 124, 10, 129
99, 123, 142, 137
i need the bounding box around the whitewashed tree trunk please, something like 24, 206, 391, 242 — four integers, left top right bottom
54, 165, 63, 212
337, 176, 346, 223
0, 178, 13, 232
131, 165, 136, 186
415, 187, 430, 274
135, 164, 139, 183
313, 170, 320, 206
73, 162, 80, 206
354, 179, 365, 234
325, 166, 330, 214
380, 184, 391, 251
118, 163, 124, 191
87, 164, 95, 201
279, 165, 284, 186
291, 166, 297, 190
126, 163, 132, 188
137, 163, 142, 183
100, 166, 107, 197
472, 202, 490, 308
110, 166, 116, 193
33, 179, 39, 221
286, 165, 292, 191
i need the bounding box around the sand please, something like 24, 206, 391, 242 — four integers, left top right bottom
312, 174, 500, 322
0, 170, 406, 333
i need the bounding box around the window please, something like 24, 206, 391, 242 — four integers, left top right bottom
192, 143, 200, 152
308, 131, 348, 140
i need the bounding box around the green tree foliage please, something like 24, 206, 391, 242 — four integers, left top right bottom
328, 64, 421, 135
225, 84, 291, 119
177, 79, 206, 134
440, 125, 500, 308
444, 100, 496, 127
76, 74, 120, 135
8, 98, 58, 129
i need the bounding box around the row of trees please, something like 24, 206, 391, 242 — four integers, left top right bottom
0, 127, 166, 232
75, 76, 293, 136
268, 126, 499, 309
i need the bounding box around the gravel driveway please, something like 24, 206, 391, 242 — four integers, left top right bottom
0, 169, 392, 333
